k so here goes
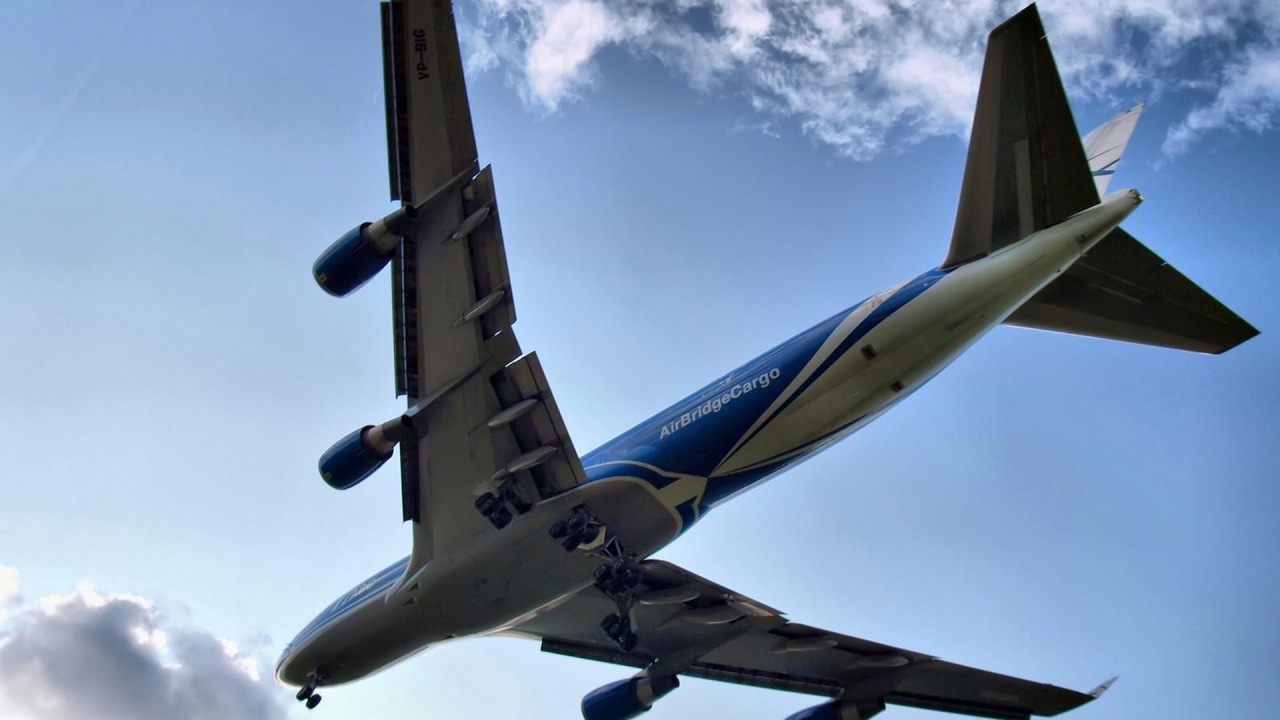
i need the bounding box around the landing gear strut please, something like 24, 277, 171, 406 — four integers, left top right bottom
548, 505, 646, 651
595, 554, 645, 652
295, 672, 326, 710
476, 478, 533, 529
549, 504, 603, 552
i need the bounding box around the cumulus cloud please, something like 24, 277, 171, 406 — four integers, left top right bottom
0, 580, 287, 720
1163, 42, 1280, 155
461, 0, 1280, 159
0, 565, 20, 624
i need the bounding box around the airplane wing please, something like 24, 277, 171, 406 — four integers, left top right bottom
512, 560, 1112, 719
377, 0, 587, 578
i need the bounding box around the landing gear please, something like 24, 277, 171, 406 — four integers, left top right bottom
475, 491, 514, 529
475, 479, 531, 529
594, 554, 646, 652
549, 505, 603, 552
548, 505, 646, 651
296, 672, 326, 710
601, 612, 638, 651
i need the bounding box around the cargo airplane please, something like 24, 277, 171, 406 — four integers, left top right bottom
277, 3, 1257, 718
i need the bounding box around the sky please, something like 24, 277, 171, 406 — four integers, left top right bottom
0, 0, 1277, 719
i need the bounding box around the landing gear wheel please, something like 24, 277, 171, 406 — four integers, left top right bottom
549, 520, 569, 539
617, 566, 643, 588
475, 492, 499, 515
619, 631, 638, 652
490, 505, 513, 529
561, 535, 582, 552
601, 613, 621, 636
306, 694, 322, 709
296, 686, 314, 701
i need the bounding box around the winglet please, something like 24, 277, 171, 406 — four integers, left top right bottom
1089, 676, 1119, 699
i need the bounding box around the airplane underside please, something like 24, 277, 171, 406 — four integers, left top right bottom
278, 2, 1255, 717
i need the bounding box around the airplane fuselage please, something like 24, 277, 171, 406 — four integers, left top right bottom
277, 190, 1143, 688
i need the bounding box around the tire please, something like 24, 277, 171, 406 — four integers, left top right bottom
600, 613, 621, 634
619, 632, 638, 652
549, 520, 568, 539
474, 493, 498, 514
491, 506, 513, 529
306, 694, 322, 709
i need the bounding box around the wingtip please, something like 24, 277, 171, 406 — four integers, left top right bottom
1089, 676, 1119, 699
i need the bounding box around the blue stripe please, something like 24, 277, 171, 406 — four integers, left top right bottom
734, 267, 948, 452
290, 557, 409, 649
584, 461, 681, 489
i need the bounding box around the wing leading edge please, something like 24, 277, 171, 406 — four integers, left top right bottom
514, 560, 1110, 719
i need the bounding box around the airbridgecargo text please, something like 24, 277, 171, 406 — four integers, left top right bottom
659, 368, 782, 440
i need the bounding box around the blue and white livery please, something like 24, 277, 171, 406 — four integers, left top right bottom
278, 4, 1256, 719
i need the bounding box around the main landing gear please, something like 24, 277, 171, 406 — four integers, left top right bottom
548, 505, 647, 652
475, 479, 533, 529
295, 672, 326, 710
596, 554, 645, 652
549, 504, 604, 552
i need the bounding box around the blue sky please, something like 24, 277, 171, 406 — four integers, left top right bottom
0, 1, 1277, 719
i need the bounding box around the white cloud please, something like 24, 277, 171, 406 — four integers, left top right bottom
1163, 42, 1280, 155
0, 565, 19, 605
0, 581, 287, 720
461, 0, 1280, 159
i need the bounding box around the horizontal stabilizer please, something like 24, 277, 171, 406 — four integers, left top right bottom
1004, 227, 1258, 354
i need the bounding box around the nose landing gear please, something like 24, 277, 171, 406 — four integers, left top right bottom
295, 671, 327, 710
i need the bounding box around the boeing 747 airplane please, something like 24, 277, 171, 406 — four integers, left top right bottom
277, 3, 1257, 718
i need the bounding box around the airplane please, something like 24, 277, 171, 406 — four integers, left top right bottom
276, 2, 1258, 718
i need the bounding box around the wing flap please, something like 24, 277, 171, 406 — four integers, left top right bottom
461, 166, 517, 339
516, 559, 1106, 718
488, 352, 587, 498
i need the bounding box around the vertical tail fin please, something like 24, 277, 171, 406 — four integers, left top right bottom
1082, 104, 1144, 196
943, 4, 1099, 269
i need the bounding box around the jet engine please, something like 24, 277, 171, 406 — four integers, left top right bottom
581, 674, 679, 720
313, 206, 415, 297
783, 698, 885, 720
318, 420, 406, 490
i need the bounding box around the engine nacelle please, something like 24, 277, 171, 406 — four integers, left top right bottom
784, 698, 885, 720
313, 207, 414, 297
318, 424, 398, 490
581, 675, 679, 720
313, 224, 393, 297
